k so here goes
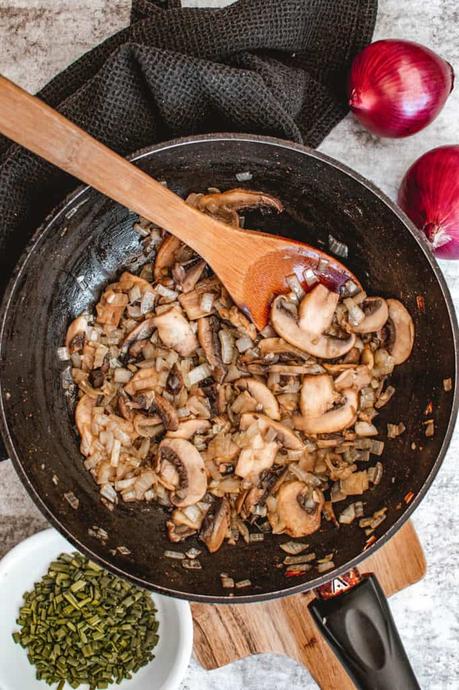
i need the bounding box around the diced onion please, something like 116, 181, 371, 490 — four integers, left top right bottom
303, 268, 318, 287
355, 421, 378, 437
185, 363, 212, 387
57, 346, 70, 361
156, 284, 178, 301
328, 234, 348, 259
286, 273, 305, 299
129, 285, 142, 302
235, 336, 253, 353
100, 483, 118, 503
219, 330, 234, 364
200, 292, 215, 313
110, 439, 121, 467
140, 290, 155, 314
235, 171, 253, 182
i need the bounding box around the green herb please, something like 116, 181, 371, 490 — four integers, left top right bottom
12, 552, 159, 689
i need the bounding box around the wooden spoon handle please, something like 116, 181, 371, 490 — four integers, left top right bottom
0, 74, 236, 257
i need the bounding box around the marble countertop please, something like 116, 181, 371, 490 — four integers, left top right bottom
0, 1, 458, 689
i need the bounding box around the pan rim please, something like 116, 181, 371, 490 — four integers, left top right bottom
1, 132, 458, 603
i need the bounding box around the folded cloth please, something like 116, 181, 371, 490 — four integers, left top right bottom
0, 0, 377, 293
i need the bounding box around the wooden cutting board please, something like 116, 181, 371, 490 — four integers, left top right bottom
191, 521, 425, 690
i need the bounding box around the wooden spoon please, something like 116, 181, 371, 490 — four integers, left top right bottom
0, 75, 358, 329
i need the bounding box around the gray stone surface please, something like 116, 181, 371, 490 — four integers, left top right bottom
0, 1, 458, 688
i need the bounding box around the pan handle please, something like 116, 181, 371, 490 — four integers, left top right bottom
309, 573, 420, 690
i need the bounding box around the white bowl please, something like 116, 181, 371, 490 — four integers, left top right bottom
0, 529, 193, 690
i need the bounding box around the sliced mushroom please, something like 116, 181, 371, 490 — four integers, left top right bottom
197, 316, 225, 382
200, 497, 230, 553
158, 438, 207, 507
268, 481, 324, 537
240, 413, 304, 450
65, 316, 88, 352
334, 365, 372, 392
167, 418, 211, 439
271, 293, 355, 360
154, 235, 182, 279
152, 306, 198, 356
118, 394, 134, 421
190, 188, 283, 227
121, 316, 155, 351
258, 337, 310, 360
181, 259, 207, 293
96, 289, 128, 327
300, 374, 336, 418
117, 271, 154, 295
166, 363, 184, 395
214, 302, 257, 340
178, 276, 220, 320
153, 394, 179, 431
235, 433, 278, 480
235, 378, 280, 420
385, 299, 415, 364
294, 389, 358, 435
124, 367, 160, 396
75, 394, 95, 456
351, 297, 389, 334
167, 521, 196, 543
298, 284, 339, 335
133, 414, 163, 438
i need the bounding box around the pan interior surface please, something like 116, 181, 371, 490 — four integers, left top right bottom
0, 135, 456, 601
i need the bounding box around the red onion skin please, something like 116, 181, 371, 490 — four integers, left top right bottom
348, 39, 454, 138
398, 146, 459, 259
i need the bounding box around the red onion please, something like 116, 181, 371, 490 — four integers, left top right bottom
398, 146, 459, 259
348, 39, 454, 138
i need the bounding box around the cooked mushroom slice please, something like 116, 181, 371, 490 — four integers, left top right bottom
235, 378, 280, 420
258, 337, 310, 360
300, 374, 336, 418
200, 497, 230, 553
121, 316, 155, 351
191, 188, 283, 227
167, 520, 196, 543
96, 289, 128, 327
117, 271, 154, 294
154, 234, 182, 279
235, 433, 278, 480
298, 284, 339, 335
166, 364, 184, 395
152, 306, 198, 356
240, 413, 304, 450
351, 297, 389, 334
65, 316, 88, 353
197, 316, 225, 382
124, 368, 160, 396
271, 293, 355, 359
268, 481, 324, 537
134, 414, 163, 438
385, 299, 415, 364
158, 438, 207, 507
167, 418, 211, 439
181, 259, 207, 293
154, 394, 179, 431
294, 389, 358, 435
334, 366, 372, 392
75, 394, 95, 456
118, 394, 135, 421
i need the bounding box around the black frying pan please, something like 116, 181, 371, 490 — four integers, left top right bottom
0, 134, 457, 690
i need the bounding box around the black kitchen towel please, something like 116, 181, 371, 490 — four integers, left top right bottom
0, 0, 377, 292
